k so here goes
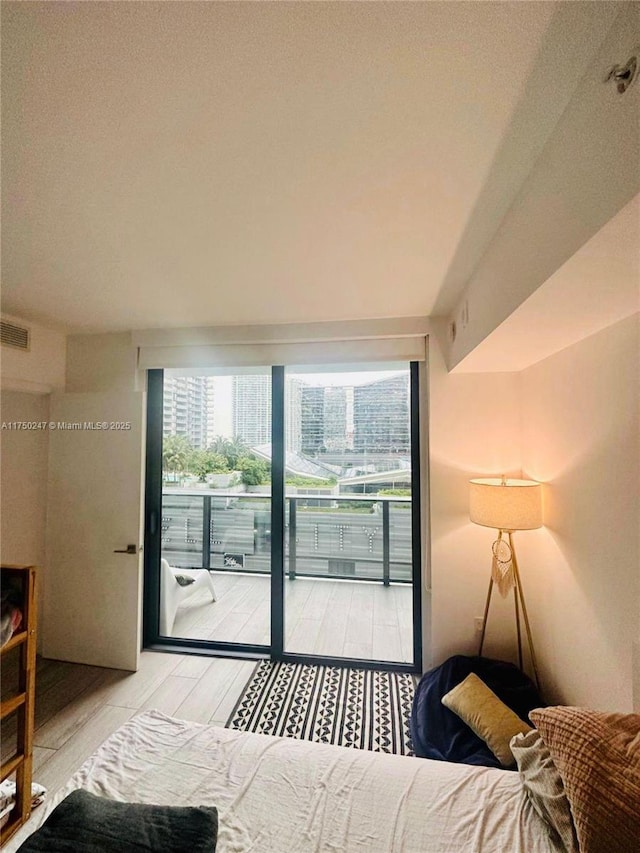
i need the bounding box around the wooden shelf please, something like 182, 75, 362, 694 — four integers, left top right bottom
0, 564, 37, 846
1, 753, 25, 782
0, 630, 28, 655
0, 692, 26, 721
1, 813, 23, 845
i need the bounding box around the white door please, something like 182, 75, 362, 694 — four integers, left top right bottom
44, 391, 145, 670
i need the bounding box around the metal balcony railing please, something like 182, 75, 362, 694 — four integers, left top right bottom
161, 489, 413, 584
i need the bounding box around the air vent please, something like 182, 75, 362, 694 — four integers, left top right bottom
1, 320, 30, 351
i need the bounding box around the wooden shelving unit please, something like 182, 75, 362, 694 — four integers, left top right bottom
1, 564, 37, 846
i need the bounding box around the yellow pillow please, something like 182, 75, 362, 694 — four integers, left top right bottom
441, 672, 533, 767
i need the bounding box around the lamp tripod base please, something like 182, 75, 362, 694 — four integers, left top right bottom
477, 531, 541, 692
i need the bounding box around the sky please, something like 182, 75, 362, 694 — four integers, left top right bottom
290, 370, 403, 386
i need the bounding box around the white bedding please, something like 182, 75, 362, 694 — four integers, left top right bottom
7, 710, 557, 852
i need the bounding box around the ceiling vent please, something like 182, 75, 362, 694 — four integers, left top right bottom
1, 320, 31, 351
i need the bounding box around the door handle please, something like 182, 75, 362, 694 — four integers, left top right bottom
114, 544, 138, 554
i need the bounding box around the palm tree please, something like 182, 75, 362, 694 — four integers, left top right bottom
208, 435, 231, 456
226, 435, 249, 468
162, 434, 191, 481
208, 435, 248, 470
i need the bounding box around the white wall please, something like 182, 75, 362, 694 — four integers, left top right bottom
445, 5, 639, 369
0, 313, 66, 645
519, 314, 639, 712
427, 322, 523, 668
25, 321, 640, 711
66, 332, 139, 393
1, 313, 66, 393
0, 391, 50, 566
0, 392, 51, 642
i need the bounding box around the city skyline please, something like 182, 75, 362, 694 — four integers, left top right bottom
163, 370, 410, 453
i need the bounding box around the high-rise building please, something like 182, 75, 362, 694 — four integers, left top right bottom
163, 375, 212, 449
353, 374, 410, 453
233, 375, 271, 446
285, 377, 303, 453
323, 386, 349, 452
300, 385, 324, 455
204, 376, 217, 447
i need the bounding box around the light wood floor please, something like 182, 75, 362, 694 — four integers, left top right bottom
1, 650, 255, 801
0, 579, 413, 805
172, 573, 414, 663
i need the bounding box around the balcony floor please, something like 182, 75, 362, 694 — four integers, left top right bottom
171, 572, 414, 664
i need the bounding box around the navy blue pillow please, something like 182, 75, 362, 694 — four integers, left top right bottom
410, 655, 543, 768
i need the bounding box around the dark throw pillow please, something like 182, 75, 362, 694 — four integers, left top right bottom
410, 654, 543, 767
17, 789, 218, 853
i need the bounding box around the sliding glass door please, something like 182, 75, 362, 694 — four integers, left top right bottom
144, 363, 422, 672
283, 367, 416, 664
145, 368, 272, 651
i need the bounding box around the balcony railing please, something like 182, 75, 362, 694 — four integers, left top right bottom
161, 489, 413, 584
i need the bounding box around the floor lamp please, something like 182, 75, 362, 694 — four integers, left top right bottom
469, 477, 543, 690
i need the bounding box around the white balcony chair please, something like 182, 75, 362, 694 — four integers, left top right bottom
159, 558, 217, 636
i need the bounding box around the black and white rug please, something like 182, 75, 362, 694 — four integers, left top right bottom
227, 661, 416, 755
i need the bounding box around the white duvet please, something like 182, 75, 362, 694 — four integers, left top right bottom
7, 710, 557, 852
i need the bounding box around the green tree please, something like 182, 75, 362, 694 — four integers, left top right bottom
209, 452, 230, 473
225, 435, 249, 469
162, 435, 192, 480
207, 435, 248, 470
208, 435, 231, 456
188, 449, 229, 482
238, 456, 269, 486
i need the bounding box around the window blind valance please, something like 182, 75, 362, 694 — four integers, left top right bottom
134, 318, 430, 370
137, 337, 427, 370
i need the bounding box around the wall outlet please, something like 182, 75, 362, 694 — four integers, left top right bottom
474, 616, 484, 634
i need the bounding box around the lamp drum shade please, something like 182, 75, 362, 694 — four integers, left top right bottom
469, 478, 542, 531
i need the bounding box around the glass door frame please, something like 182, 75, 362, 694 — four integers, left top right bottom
143, 364, 422, 673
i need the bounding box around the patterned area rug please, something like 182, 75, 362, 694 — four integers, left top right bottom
227, 661, 416, 755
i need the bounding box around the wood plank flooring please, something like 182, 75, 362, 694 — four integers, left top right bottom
171, 573, 413, 663
1, 650, 255, 800
0, 577, 413, 808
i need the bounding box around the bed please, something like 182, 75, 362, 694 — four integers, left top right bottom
9, 704, 640, 852
6, 709, 560, 853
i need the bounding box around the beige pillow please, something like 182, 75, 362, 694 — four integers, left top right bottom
530, 706, 640, 853
441, 672, 532, 767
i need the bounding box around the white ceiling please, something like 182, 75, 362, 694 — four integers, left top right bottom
2, 0, 636, 372
2, 1, 560, 332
